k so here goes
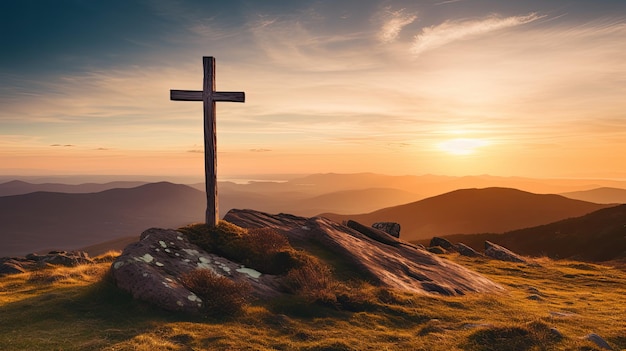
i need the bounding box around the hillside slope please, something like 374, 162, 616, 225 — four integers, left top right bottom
560, 187, 626, 204
439, 204, 626, 262
0, 180, 147, 197
293, 188, 419, 216
321, 187, 612, 242
0, 182, 204, 256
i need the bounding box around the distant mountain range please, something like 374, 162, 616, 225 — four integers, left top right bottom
559, 187, 626, 204
0, 182, 204, 256
0, 180, 148, 197
0, 182, 420, 256
1, 173, 623, 258
219, 173, 626, 198
322, 187, 613, 242
434, 204, 626, 262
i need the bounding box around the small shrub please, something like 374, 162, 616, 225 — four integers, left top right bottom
181, 222, 304, 275
93, 250, 121, 263
247, 227, 291, 252
334, 281, 379, 311
222, 227, 296, 274
465, 326, 532, 351
180, 269, 251, 317
282, 256, 337, 304
179, 221, 246, 254
464, 320, 563, 351
27, 269, 64, 284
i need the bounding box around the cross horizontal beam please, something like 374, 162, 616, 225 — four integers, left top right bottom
170, 90, 245, 102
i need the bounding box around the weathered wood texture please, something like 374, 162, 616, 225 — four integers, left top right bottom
170, 56, 245, 226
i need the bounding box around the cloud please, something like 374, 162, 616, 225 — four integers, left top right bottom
434, 0, 464, 5
250, 148, 271, 152
248, 14, 377, 72
378, 8, 418, 43
187, 149, 203, 153
411, 13, 544, 56
51, 144, 74, 147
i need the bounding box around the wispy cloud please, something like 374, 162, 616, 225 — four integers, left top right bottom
434, 0, 464, 6
377, 8, 418, 43
411, 13, 544, 56
248, 15, 376, 72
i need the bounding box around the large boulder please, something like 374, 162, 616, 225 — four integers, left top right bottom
371, 222, 401, 238
455, 243, 481, 257
584, 333, 613, 350
0, 259, 26, 275
111, 228, 283, 314
346, 220, 401, 246
429, 237, 454, 251
484, 241, 527, 263
225, 209, 503, 296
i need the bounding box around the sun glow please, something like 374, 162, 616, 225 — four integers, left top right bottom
437, 138, 490, 155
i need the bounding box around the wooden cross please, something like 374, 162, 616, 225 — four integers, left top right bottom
170, 56, 245, 227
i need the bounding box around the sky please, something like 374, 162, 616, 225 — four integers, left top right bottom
1, 0, 626, 180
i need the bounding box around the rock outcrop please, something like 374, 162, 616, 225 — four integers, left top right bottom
429, 237, 454, 251
0, 259, 26, 275
346, 220, 401, 246
484, 241, 527, 263
454, 243, 481, 257
225, 209, 503, 296
0, 251, 93, 275
584, 333, 614, 350
371, 222, 401, 238
111, 228, 283, 314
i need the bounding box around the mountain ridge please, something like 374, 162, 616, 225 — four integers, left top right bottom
435, 204, 626, 262
321, 187, 612, 241
559, 187, 626, 204
0, 182, 205, 256
0, 180, 148, 197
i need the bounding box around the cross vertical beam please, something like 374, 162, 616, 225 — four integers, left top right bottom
170, 56, 245, 227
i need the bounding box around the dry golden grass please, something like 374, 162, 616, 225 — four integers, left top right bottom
0, 251, 625, 350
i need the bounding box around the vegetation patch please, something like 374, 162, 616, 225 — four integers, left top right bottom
2, 232, 626, 350
179, 269, 251, 317
179, 222, 305, 275
179, 221, 366, 308
463, 321, 562, 351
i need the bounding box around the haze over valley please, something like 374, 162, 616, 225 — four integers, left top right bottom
1, 173, 624, 261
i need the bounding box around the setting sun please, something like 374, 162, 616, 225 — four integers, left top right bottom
437, 138, 490, 155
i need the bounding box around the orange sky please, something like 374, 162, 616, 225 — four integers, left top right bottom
2, 1, 626, 180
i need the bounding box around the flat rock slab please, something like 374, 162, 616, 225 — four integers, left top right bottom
484, 241, 527, 263
455, 243, 482, 257
225, 209, 503, 296
111, 228, 282, 314
372, 222, 401, 238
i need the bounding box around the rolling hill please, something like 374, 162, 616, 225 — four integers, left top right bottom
437, 204, 626, 262
321, 187, 613, 242
276, 188, 419, 216
0, 182, 205, 256
284, 173, 626, 197
0, 180, 147, 197
560, 187, 626, 204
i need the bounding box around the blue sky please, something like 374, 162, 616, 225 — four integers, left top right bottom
1, 0, 626, 178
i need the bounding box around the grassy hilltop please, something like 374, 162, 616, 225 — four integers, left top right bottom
0, 246, 625, 350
